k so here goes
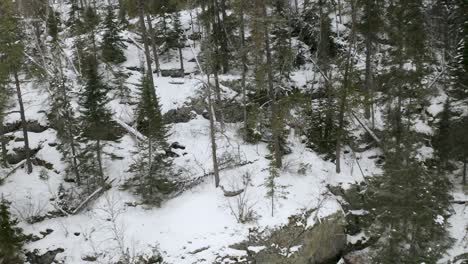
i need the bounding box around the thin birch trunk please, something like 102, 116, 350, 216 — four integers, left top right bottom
14, 71, 33, 174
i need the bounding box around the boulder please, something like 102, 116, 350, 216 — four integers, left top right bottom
234, 213, 347, 264
26, 248, 64, 264
163, 107, 196, 123
2, 120, 48, 135
160, 69, 185, 78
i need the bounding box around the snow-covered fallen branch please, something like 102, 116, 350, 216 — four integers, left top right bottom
1, 160, 27, 182
70, 179, 115, 214
350, 111, 381, 145
112, 117, 147, 141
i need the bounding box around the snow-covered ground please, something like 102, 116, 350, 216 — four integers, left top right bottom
0, 2, 466, 264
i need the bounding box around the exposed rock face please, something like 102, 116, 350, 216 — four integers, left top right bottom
25, 248, 64, 264
7, 147, 41, 164
160, 69, 185, 78
163, 107, 196, 123
226, 212, 347, 264
1, 120, 49, 135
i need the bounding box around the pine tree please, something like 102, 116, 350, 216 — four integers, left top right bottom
47, 10, 60, 42
433, 99, 452, 167
129, 74, 174, 205
0, 198, 24, 264
366, 148, 452, 263
0, 0, 33, 174
101, 5, 126, 64
79, 55, 112, 190
265, 159, 287, 217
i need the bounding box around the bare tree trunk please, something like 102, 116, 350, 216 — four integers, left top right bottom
145, 13, 161, 77
463, 158, 467, 186
148, 137, 152, 178
96, 139, 104, 184
207, 77, 220, 187
209, 0, 225, 129
218, 0, 229, 73
14, 71, 33, 174
179, 46, 184, 72
263, 1, 282, 168
137, 0, 157, 101
58, 59, 82, 185
0, 123, 8, 167
364, 0, 373, 120
335, 0, 356, 173
240, 3, 248, 136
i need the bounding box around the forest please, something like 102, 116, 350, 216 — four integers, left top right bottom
0, 0, 467, 263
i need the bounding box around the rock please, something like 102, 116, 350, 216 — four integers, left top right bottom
163, 107, 196, 123
233, 213, 347, 264
39, 229, 54, 238
82, 255, 97, 262
26, 248, 64, 264
222, 102, 245, 123
80, 120, 126, 141
170, 142, 186, 150
189, 246, 210, 255
2, 120, 48, 135
126, 66, 142, 72
7, 147, 41, 164
160, 69, 185, 78
188, 32, 201, 40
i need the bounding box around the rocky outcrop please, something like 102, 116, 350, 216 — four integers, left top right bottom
26, 248, 64, 264
160, 69, 185, 78
163, 107, 196, 123
1, 120, 48, 135
225, 212, 347, 264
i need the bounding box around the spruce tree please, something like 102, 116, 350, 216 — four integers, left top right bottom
129, 74, 174, 205
47, 10, 60, 42
0, 198, 24, 264
366, 147, 452, 263
0, 0, 33, 173
433, 99, 452, 167
101, 5, 126, 64
79, 55, 112, 190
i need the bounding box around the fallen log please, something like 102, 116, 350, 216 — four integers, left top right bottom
70, 179, 115, 214
113, 117, 146, 141
1, 160, 27, 182
450, 200, 468, 204
350, 111, 381, 145
220, 186, 244, 197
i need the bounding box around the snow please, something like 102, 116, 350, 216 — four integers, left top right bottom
0, 2, 465, 264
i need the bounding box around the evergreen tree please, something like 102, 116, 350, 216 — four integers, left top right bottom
78, 55, 112, 190
0, 0, 33, 173
451, 117, 468, 185
433, 99, 452, 167
366, 147, 452, 263
47, 10, 60, 42
101, 5, 126, 64
0, 198, 24, 264
129, 75, 174, 205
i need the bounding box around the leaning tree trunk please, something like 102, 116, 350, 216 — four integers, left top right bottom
335, 0, 356, 173
263, 1, 282, 168
96, 139, 104, 185
363, 0, 373, 120
145, 13, 161, 77
137, 0, 157, 100
207, 77, 220, 187
240, 3, 248, 136
463, 158, 467, 186
14, 71, 33, 174
0, 122, 8, 167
